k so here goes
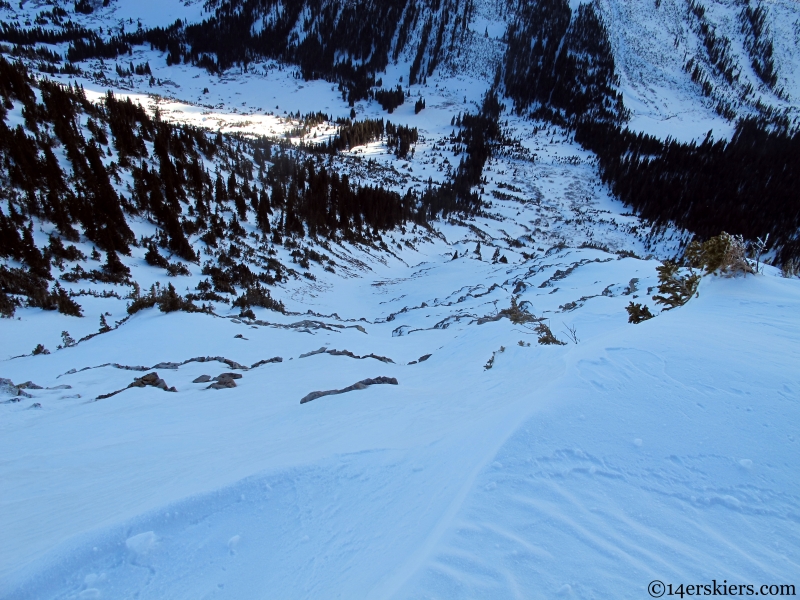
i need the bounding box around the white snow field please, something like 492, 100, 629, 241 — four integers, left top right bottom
2, 197, 800, 599
1, 248, 799, 599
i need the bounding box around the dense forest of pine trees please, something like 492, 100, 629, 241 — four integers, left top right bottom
575, 118, 800, 263
1, 0, 474, 104
504, 0, 626, 125
0, 56, 440, 316
739, 0, 778, 90
503, 0, 798, 263
322, 118, 419, 159
418, 90, 502, 220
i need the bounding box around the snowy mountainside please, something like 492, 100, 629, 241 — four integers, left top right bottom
2, 0, 798, 134
1, 0, 800, 597
596, 0, 800, 138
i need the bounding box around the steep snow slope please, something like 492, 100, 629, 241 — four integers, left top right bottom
596, 0, 800, 138
2, 226, 799, 598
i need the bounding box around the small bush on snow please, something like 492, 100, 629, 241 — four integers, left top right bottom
685, 232, 754, 276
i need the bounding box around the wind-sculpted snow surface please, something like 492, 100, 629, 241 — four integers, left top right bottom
2, 261, 799, 599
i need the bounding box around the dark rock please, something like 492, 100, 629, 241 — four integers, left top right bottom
417, 354, 432, 362
300, 390, 328, 403
19, 381, 43, 389
193, 375, 212, 383
0, 378, 17, 394
364, 376, 398, 385
214, 373, 242, 381
123, 372, 174, 394
0, 378, 32, 398
220, 358, 248, 370
299, 347, 327, 358
300, 376, 398, 404
152, 362, 180, 370
251, 357, 282, 368
207, 379, 237, 390
300, 347, 395, 363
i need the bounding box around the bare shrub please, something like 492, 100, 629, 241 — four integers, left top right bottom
535, 321, 566, 345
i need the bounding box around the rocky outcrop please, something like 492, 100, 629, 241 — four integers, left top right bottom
207, 373, 242, 390
300, 376, 398, 405
96, 372, 176, 400
299, 347, 394, 363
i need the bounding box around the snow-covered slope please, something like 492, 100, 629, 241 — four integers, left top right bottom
2, 222, 799, 598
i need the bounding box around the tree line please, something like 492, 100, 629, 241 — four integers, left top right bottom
575, 117, 800, 263
504, 0, 626, 125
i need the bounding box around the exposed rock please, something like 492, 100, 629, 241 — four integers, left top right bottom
61, 356, 251, 380
251, 357, 282, 368
299, 347, 327, 359
18, 381, 43, 389
408, 353, 432, 365
96, 371, 177, 400
206, 372, 242, 390
0, 378, 33, 398
131, 372, 169, 390
214, 373, 243, 381
300, 376, 398, 404
299, 347, 395, 363
193, 375, 212, 383
207, 379, 237, 390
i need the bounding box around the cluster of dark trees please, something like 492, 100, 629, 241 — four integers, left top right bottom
0, 21, 93, 46
575, 118, 800, 263
385, 123, 418, 159
502, 0, 799, 262
6, 0, 473, 105
319, 118, 419, 159
0, 57, 445, 315
504, 0, 625, 125
265, 153, 422, 241
739, 0, 778, 90
327, 118, 386, 153
373, 86, 405, 113
419, 90, 502, 219
686, 0, 739, 88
